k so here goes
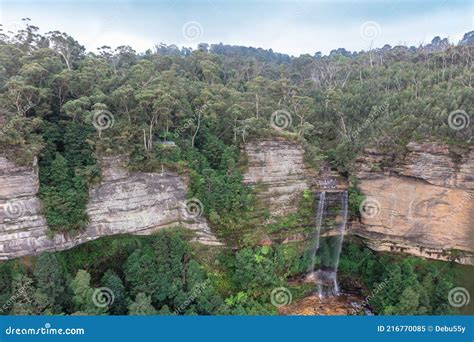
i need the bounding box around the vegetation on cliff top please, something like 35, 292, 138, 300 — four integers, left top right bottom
0, 21, 472, 233
0, 21, 472, 316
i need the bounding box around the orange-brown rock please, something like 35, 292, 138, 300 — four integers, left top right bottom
354, 142, 474, 265
279, 294, 367, 316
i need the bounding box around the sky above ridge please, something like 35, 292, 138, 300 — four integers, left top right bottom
0, 0, 473, 56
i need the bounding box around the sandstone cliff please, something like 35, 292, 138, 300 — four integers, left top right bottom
241, 138, 346, 216
242, 139, 473, 265
242, 138, 310, 216
0, 155, 220, 260
354, 142, 474, 264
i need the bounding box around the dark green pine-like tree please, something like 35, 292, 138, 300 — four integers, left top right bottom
101, 270, 128, 315
33, 252, 69, 314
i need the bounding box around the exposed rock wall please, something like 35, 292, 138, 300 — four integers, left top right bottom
0, 156, 220, 260
354, 142, 474, 264
242, 139, 473, 265
242, 139, 310, 216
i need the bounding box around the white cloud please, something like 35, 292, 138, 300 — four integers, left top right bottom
1, 0, 472, 56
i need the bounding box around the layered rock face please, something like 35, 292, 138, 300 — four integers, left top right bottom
0, 156, 220, 260
242, 139, 310, 216
242, 139, 473, 264
354, 142, 474, 264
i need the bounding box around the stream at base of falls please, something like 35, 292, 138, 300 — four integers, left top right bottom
283, 274, 374, 316
281, 189, 375, 316
278, 292, 373, 316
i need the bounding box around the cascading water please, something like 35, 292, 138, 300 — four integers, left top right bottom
306, 189, 348, 299
331, 190, 348, 295
308, 191, 326, 274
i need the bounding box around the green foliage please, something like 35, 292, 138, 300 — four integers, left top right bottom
0, 263, 13, 314
338, 240, 457, 315
33, 252, 69, 314
101, 270, 128, 315
0, 21, 472, 318
38, 121, 98, 233
128, 293, 158, 315
348, 181, 364, 217
2, 20, 471, 235
123, 231, 223, 314
70, 270, 108, 315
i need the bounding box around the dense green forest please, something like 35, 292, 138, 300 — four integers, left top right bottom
0, 20, 472, 316
0, 231, 460, 315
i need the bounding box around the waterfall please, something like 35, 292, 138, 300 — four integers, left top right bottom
331, 190, 348, 295
308, 191, 326, 273
306, 189, 348, 298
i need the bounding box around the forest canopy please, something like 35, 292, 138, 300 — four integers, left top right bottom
0, 19, 472, 318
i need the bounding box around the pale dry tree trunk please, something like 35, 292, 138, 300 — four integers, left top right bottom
191, 110, 202, 148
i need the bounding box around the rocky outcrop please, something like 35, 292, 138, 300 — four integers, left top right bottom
242, 139, 347, 218
0, 155, 220, 260
242, 139, 473, 264
354, 142, 474, 264
242, 139, 310, 216
397, 142, 474, 189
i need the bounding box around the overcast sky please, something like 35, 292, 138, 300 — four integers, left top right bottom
1, 0, 472, 56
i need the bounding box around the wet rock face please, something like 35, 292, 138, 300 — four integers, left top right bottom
242, 138, 309, 216
355, 142, 474, 264
0, 155, 220, 260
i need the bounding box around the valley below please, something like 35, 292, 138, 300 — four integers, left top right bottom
0, 23, 472, 316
